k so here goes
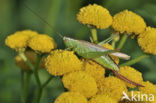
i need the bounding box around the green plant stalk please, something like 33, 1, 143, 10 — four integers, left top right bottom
90, 28, 98, 43
35, 87, 43, 103
23, 72, 31, 103
120, 54, 149, 66
21, 70, 25, 103
42, 76, 53, 88
19, 52, 42, 103
117, 34, 128, 49
34, 55, 42, 87
19, 52, 42, 86
19, 52, 53, 103
33, 54, 42, 103
34, 76, 53, 103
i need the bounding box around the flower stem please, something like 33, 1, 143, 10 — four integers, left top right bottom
42, 76, 53, 88
19, 52, 43, 103
90, 28, 98, 43
120, 54, 149, 66
23, 72, 31, 103
21, 70, 25, 103
33, 54, 43, 103
117, 34, 128, 49
35, 87, 43, 103
34, 54, 42, 87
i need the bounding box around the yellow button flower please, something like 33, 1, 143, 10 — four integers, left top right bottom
45, 50, 82, 76
5, 30, 38, 50
138, 27, 156, 54
62, 71, 98, 98
54, 92, 88, 103
82, 60, 105, 81
28, 34, 56, 53
97, 76, 127, 101
15, 51, 45, 70
102, 43, 119, 64
119, 66, 143, 88
139, 81, 156, 95
112, 10, 146, 35
127, 91, 149, 103
89, 94, 118, 103
77, 4, 112, 29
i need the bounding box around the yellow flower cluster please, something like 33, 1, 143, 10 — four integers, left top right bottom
5, 30, 56, 53
119, 66, 143, 88
89, 94, 118, 103
139, 81, 156, 95
126, 91, 146, 103
49, 49, 155, 103
15, 51, 45, 70
62, 71, 98, 98
97, 76, 127, 101
54, 92, 88, 103
138, 27, 156, 54
45, 50, 82, 76
5, 30, 38, 50
5, 4, 156, 103
28, 34, 56, 53
119, 77, 156, 103
77, 4, 112, 29
82, 60, 105, 81
112, 10, 146, 35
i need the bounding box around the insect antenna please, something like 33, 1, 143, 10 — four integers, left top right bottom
24, 4, 63, 38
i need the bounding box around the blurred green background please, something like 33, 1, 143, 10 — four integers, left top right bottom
0, 0, 156, 103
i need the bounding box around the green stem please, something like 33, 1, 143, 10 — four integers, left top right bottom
23, 72, 31, 103
21, 70, 25, 103
120, 54, 149, 66
19, 52, 42, 87
19, 52, 34, 70
34, 76, 53, 103
34, 55, 42, 87
90, 28, 98, 43
33, 55, 43, 103
19, 52, 43, 103
35, 87, 43, 103
42, 76, 53, 89
117, 34, 128, 49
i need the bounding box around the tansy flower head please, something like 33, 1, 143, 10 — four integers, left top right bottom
139, 81, 156, 95
89, 94, 118, 103
97, 76, 127, 101
15, 51, 45, 70
28, 34, 56, 53
126, 91, 148, 103
138, 27, 156, 54
5, 30, 38, 50
45, 50, 82, 76
112, 10, 146, 35
54, 92, 88, 103
77, 4, 112, 29
82, 60, 105, 81
62, 71, 98, 98
119, 66, 143, 88
102, 43, 119, 64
